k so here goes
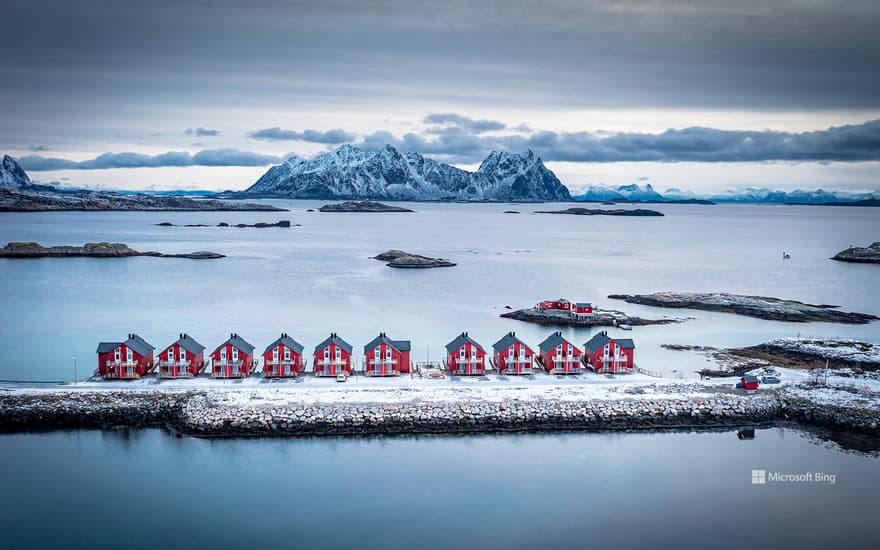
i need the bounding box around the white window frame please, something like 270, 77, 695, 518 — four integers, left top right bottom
232, 348, 239, 361
284, 347, 290, 361
126, 349, 133, 362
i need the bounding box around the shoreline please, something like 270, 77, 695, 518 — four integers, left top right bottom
2, 382, 877, 438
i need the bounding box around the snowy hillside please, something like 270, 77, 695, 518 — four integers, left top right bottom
243, 145, 571, 201
0, 155, 31, 188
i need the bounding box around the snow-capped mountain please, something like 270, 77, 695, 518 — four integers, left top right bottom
243, 145, 571, 201
574, 181, 879, 204
1, 155, 31, 188
573, 183, 664, 202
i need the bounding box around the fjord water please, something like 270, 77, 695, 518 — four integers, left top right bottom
1, 427, 878, 550
0, 202, 877, 381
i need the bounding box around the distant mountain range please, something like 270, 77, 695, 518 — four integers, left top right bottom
573, 183, 880, 205
235, 144, 571, 201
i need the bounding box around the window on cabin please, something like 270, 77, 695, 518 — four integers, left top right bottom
220, 348, 226, 361
232, 348, 238, 361
273, 347, 279, 362
126, 349, 133, 362
460, 347, 465, 360
556, 344, 562, 357
284, 348, 290, 361
168, 349, 174, 362
114, 348, 120, 362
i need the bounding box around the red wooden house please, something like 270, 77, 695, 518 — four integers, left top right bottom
262, 333, 305, 378
539, 298, 573, 311
574, 302, 593, 315
738, 375, 760, 391
491, 332, 534, 374
363, 333, 411, 376
537, 331, 582, 374
211, 333, 255, 378
157, 333, 205, 378
445, 332, 486, 375
583, 331, 635, 373
96, 333, 155, 379
313, 333, 353, 376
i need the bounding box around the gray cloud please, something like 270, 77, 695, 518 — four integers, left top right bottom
423, 113, 506, 133
249, 127, 356, 143
19, 149, 281, 170
185, 127, 220, 136
355, 119, 880, 163
28, 145, 49, 152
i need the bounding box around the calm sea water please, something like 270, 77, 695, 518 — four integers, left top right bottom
0, 202, 877, 381
0, 427, 878, 550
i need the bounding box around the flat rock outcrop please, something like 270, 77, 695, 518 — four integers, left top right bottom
832, 242, 880, 263
501, 306, 683, 327
608, 292, 877, 324
373, 249, 456, 268
319, 200, 414, 212
0, 242, 224, 259
157, 220, 293, 228
534, 207, 664, 216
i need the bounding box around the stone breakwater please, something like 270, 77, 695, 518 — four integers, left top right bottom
2, 388, 877, 437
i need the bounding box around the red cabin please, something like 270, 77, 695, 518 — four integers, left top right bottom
583, 331, 635, 373
262, 333, 305, 378
491, 332, 534, 374
157, 333, 206, 378
313, 333, 353, 376
96, 334, 155, 379
574, 302, 594, 315
539, 298, 573, 311
445, 332, 486, 375
363, 333, 411, 376
537, 331, 583, 374
739, 375, 760, 391
211, 333, 255, 378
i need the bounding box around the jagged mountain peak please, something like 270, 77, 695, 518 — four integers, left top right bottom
245, 145, 570, 201
1, 155, 31, 189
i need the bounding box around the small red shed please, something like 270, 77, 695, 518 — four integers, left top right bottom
574, 302, 594, 315
363, 333, 411, 376
96, 333, 155, 379
537, 331, 583, 374
211, 333, 255, 378
313, 333, 353, 376
739, 375, 760, 391
583, 331, 635, 373
157, 333, 205, 378
262, 333, 305, 378
491, 332, 535, 374
445, 332, 486, 375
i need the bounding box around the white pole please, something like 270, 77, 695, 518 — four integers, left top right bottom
73, 355, 77, 383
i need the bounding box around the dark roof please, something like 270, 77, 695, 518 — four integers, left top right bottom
263, 333, 304, 355
445, 332, 485, 354
215, 333, 255, 354
492, 332, 531, 353
538, 331, 571, 352
363, 333, 411, 354
124, 333, 154, 356
314, 333, 353, 354
583, 332, 635, 351
96, 341, 121, 353
742, 375, 760, 383
575, 302, 592, 308
175, 334, 205, 355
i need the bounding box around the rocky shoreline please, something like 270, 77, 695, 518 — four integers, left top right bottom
608, 291, 878, 324
832, 242, 880, 263
1, 387, 877, 437
373, 249, 457, 268
319, 200, 414, 212
0, 242, 225, 259
501, 306, 683, 327
156, 220, 293, 228
534, 207, 664, 216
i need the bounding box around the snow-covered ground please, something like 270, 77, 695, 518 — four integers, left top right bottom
764, 338, 880, 365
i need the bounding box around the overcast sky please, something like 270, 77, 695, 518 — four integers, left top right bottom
3, 0, 880, 193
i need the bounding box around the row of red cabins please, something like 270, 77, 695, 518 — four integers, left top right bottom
96, 330, 635, 380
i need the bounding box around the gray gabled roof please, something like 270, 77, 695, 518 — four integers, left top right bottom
492, 332, 531, 353
445, 332, 484, 354
313, 333, 353, 355
575, 302, 592, 308
96, 341, 121, 353
363, 333, 411, 354
583, 332, 635, 351
742, 375, 759, 383
538, 331, 572, 353
174, 334, 205, 355
124, 333, 154, 356
263, 333, 304, 355
214, 333, 255, 355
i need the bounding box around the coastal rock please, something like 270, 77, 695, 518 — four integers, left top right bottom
831, 242, 880, 263
608, 291, 878, 324
501, 306, 682, 327
0, 242, 225, 259
534, 207, 664, 217
155, 220, 292, 228
373, 249, 456, 268
318, 200, 414, 213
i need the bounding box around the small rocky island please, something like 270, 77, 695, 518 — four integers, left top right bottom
156, 220, 293, 228
608, 292, 878, 324
832, 242, 880, 263
534, 207, 664, 217
373, 249, 456, 268
0, 242, 224, 259
500, 306, 683, 327
319, 201, 414, 213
